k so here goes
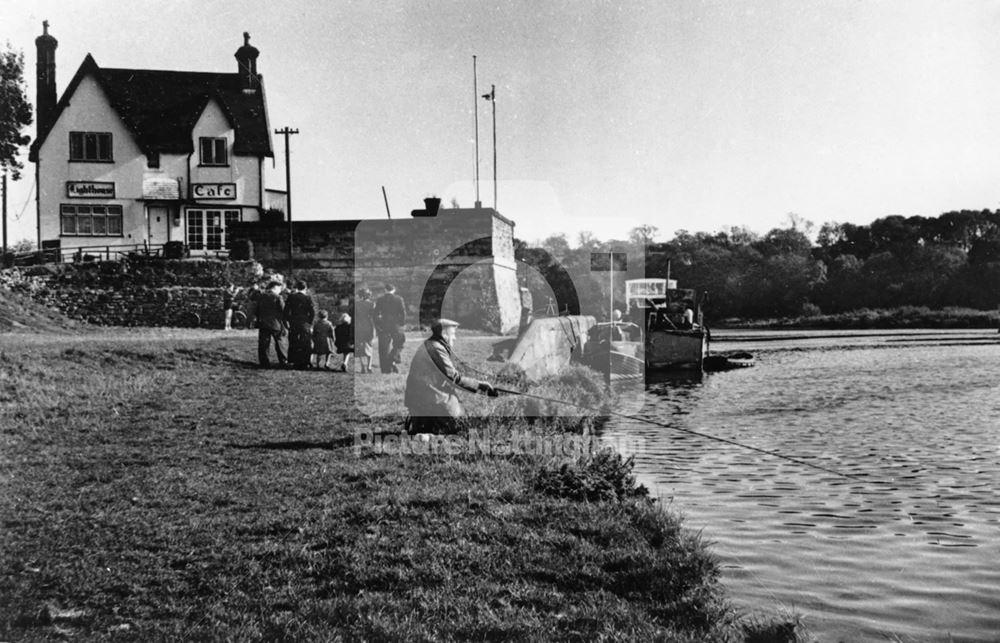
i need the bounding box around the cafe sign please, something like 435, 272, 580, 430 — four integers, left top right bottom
67, 181, 115, 198
191, 182, 237, 200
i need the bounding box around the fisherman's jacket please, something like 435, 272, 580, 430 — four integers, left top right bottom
404, 336, 482, 418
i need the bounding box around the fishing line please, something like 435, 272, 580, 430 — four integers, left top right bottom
492, 386, 862, 480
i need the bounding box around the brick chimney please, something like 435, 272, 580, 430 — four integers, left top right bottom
35, 20, 58, 138
234, 32, 260, 93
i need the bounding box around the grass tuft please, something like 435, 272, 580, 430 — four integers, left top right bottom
1, 329, 798, 640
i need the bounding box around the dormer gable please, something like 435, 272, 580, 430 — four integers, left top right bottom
30, 51, 273, 163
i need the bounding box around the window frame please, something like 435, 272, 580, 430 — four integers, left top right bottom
185, 208, 241, 250
59, 204, 124, 237
68, 131, 113, 162
199, 137, 229, 167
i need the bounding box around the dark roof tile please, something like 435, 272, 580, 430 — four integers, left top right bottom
30, 55, 272, 161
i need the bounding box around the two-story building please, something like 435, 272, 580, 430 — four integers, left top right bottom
29, 23, 276, 256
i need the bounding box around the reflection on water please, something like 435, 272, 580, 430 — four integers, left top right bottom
601, 330, 1000, 642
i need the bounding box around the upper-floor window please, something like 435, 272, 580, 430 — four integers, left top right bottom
199, 137, 228, 166
69, 132, 113, 162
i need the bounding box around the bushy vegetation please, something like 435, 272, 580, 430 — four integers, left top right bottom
519, 210, 1000, 323
535, 450, 650, 502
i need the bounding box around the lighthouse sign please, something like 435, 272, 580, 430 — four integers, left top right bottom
67, 181, 115, 198
192, 183, 237, 200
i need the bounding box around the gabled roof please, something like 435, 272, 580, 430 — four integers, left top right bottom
30, 54, 272, 161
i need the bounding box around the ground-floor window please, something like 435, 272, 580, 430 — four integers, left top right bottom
186, 209, 240, 250
60, 204, 124, 236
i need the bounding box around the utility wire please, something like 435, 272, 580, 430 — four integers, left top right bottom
13, 174, 35, 221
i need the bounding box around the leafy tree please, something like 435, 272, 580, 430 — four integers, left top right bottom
785, 212, 815, 236
576, 231, 599, 250
628, 224, 659, 248
755, 227, 812, 257
540, 233, 570, 259
728, 225, 759, 246
817, 221, 845, 249
1, 43, 33, 180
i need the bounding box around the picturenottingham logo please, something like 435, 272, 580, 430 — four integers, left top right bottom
353, 428, 645, 459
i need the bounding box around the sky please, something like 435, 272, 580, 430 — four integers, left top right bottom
4, 0, 1000, 246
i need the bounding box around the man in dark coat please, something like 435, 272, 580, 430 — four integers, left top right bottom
404, 318, 497, 434
245, 281, 262, 329
256, 281, 287, 368
283, 280, 315, 369
374, 283, 406, 373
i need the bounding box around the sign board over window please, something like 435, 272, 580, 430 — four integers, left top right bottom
191, 183, 237, 200
67, 181, 115, 198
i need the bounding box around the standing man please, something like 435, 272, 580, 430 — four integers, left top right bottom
245, 281, 262, 329
256, 281, 287, 368
284, 280, 316, 369
404, 318, 497, 434
374, 283, 406, 373
354, 287, 376, 374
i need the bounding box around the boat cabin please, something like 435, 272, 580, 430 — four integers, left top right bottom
625, 278, 702, 332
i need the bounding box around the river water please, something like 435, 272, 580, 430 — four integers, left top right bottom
600, 329, 1000, 642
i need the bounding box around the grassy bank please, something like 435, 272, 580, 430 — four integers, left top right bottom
0, 329, 796, 641
718, 305, 1000, 330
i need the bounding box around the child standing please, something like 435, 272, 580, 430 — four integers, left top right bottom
334, 312, 355, 372
311, 310, 336, 369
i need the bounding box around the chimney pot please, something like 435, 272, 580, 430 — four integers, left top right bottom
235, 32, 260, 92
35, 21, 58, 140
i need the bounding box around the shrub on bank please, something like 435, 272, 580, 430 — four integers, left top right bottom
718, 305, 1000, 329
536, 450, 649, 502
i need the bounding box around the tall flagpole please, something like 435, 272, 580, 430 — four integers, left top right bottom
473, 56, 481, 208
490, 84, 497, 210
482, 84, 496, 211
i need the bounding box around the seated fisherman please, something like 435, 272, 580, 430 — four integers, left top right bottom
404, 318, 498, 435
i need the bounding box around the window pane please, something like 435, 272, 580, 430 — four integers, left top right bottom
214, 139, 227, 165
205, 210, 223, 250
69, 133, 83, 160
84, 134, 97, 160
200, 139, 210, 164
61, 214, 77, 234
107, 209, 122, 235
77, 214, 92, 234
98, 134, 111, 160
187, 210, 204, 249
223, 210, 241, 248
93, 215, 106, 235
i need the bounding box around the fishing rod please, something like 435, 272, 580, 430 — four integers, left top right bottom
491, 385, 862, 481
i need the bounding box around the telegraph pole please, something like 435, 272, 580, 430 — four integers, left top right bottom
275, 126, 299, 277
2, 171, 7, 257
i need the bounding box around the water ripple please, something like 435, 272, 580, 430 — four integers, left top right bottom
601, 333, 1000, 642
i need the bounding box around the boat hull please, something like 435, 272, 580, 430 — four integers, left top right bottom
645, 329, 707, 370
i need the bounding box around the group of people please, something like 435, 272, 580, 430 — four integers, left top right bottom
243, 277, 499, 435
244, 280, 412, 376
250, 280, 361, 371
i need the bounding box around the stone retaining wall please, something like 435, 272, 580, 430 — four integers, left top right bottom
0, 258, 263, 328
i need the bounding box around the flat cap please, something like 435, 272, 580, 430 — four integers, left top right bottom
431, 318, 460, 332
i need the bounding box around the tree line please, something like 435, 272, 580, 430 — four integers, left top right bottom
518, 211, 1000, 320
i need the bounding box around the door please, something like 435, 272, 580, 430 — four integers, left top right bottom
147, 205, 169, 249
